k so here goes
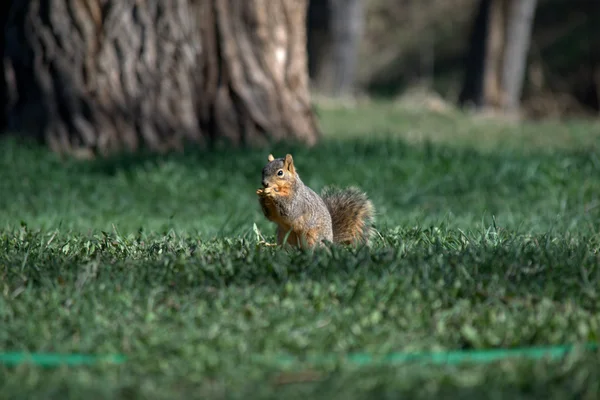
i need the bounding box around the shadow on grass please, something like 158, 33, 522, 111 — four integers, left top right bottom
3, 132, 599, 198
1, 131, 598, 238
72, 134, 599, 217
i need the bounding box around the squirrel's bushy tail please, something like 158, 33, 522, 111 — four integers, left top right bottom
321, 186, 375, 246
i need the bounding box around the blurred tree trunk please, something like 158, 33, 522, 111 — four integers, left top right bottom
307, 0, 331, 91
458, 0, 491, 108
0, 0, 10, 132
585, 0, 600, 114
3, 0, 320, 158
501, 0, 538, 112
459, 0, 537, 115
307, 0, 363, 97
482, 0, 506, 108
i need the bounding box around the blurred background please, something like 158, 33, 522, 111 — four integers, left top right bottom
0, 0, 598, 157
0, 0, 598, 237
308, 0, 599, 118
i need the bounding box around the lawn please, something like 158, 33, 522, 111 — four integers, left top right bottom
1, 103, 600, 399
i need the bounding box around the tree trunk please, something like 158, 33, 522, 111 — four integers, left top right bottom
0, 0, 10, 132
306, 0, 363, 97
482, 0, 506, 109
3, 0, 320, 158
329, 0, 363, 96
459, 0, 537, 115
306, 0, 331, 90
500, 0, 537, 113
583, 0, 600, 114
458, 0, 491, 109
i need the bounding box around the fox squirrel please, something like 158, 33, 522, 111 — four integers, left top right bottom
256, 153, 375, 248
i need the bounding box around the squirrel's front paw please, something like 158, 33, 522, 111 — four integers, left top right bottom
257, 187, 276, 196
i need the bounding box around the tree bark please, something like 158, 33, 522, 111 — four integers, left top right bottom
501, 0, 538, 112
3, 0, 320, 157
306, 0, 363, 97
459, 0, 537, 115
329, 0, 363, 96
482, 0, 506, 109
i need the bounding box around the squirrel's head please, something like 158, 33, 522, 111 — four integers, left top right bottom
261, 153, 297, 192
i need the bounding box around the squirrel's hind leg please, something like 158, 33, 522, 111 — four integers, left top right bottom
277, 226, 301, 247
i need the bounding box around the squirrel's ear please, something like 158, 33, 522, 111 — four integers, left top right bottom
267, 154, 275, 162
284, 154, 295, 174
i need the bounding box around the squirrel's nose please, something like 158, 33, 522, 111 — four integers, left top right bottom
262, 180, 269, 188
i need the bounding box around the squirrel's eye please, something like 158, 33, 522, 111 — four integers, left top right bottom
277, 170, 284, 176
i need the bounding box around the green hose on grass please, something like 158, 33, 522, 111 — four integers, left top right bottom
1, 343, 597, 368
0, 352, 126, 367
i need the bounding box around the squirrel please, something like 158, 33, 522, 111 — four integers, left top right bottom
256, 153, 375, 248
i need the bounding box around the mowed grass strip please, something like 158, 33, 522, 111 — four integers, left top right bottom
1, 106, 599, 398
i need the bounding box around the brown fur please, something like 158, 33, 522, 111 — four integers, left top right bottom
302, 226, 325, 247
257, 153, 374, 249
283, 154, 295, 174
272, 180, 294, 197
321, 186, 375, 245
257, 191, 278, 221
276, 223, 300, 246
260, 154, 297, 198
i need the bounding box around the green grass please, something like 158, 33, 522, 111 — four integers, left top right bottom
1, 105, 600, 399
